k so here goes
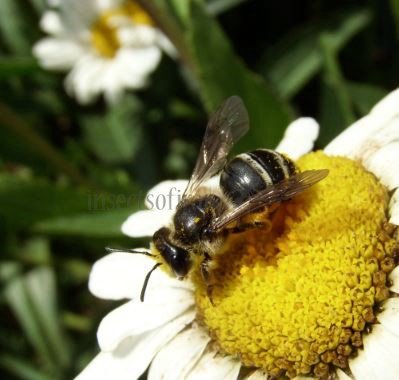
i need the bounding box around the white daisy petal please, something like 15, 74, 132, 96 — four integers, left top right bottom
370, 88, 399, 118
275, 117, 319, 160
325, 90, 399, 158
245, 369, 268, 379
389, 188, 399, 226
336, 369, 351, 380
363, 141, 399, 190
348, 348, 377, 380
75, 310, 196, 380
362, 325, 399, 380
389, 266, 399, 293
88, 251, 191, 301
97, 290, 194, 351
324, 114, 379, 157
377, 298, 399, 337
121, 209, 174, 237
33, 38, 83, 70
144, 180, 188, 210
185, 350, 241, 380
148, 327, 210, 380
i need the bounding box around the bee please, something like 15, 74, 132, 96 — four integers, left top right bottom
111, 96, 328, 301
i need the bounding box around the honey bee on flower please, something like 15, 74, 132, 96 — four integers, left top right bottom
78, 90, 399, 380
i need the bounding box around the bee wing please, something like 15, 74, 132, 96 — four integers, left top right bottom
211, 169, 329, 232
183, 96, 249, 199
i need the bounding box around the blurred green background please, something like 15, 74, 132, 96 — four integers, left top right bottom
0, 0, 398, 378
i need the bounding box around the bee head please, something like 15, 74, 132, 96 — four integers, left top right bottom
152, 227, 192, 278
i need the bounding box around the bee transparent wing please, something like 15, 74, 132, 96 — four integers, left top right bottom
183, 96, 249, 199
211, 169, 329, 232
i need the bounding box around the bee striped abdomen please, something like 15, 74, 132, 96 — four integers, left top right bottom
220, 149, 297, 206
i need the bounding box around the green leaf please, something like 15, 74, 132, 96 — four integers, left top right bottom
0, 174, 89, 229
187, 0, 293, 151
206, 0, 248, 15
261, 8, 372, 99
83, 97, 143, 164
4, 268, 71, 372
0, 57, 40, 78
391, 0, 399, 37
0, 354, 51, 380
34, 209, 135, 237
29, 0, 46, 14
0, 0, 35, 54
24, 267, 71, 368
318, 33, 355, 146
347, 81, 387, 115
0, 102, 92, 187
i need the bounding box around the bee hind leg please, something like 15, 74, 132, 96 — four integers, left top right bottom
228, 220, 266, 234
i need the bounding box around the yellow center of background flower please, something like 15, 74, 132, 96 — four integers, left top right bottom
194, 152, 398, 378
90, 2, 153, 58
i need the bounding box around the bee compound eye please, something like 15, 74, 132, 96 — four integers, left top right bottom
153, 228, 192, 278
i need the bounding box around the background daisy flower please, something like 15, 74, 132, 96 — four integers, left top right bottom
33, 0, 173, 104
77, 90, 399, 379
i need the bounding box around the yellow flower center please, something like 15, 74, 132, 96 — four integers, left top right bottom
194, 152, 398, 378
90, 2, 153, 58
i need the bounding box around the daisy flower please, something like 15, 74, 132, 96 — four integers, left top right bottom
33, 0, 173, 104
77, 90, 399, 380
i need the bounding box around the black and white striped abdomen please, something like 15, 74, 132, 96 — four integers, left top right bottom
219, 149, 297, 206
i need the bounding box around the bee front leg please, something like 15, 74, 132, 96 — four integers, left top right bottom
200, 253, 215, 305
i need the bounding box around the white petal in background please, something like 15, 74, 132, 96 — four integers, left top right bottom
389, 265, 399, 293
96, 289, 194, 351
275, 117, 319, 160
88, 251, 191, 301
185, 350, 241, 380
65, 54, 105, 104
148, 326, 210, 380
60, 0, 98, 34
33, 38, 84, 70
75, 310, 196, 380
40, 11, 65, 35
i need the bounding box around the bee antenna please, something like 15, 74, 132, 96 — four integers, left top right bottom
140, 262, 162, 302
105, 247, 154, 257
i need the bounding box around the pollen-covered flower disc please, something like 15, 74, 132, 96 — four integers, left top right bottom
194, 151, 398, 379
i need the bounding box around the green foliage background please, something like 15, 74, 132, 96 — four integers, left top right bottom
0, 0, 398, 378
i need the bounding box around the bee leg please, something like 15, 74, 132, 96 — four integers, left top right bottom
229, 220, 266, 234
200, 253, 215, 306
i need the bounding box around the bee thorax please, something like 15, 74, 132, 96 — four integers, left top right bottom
173, 195, 227, 245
